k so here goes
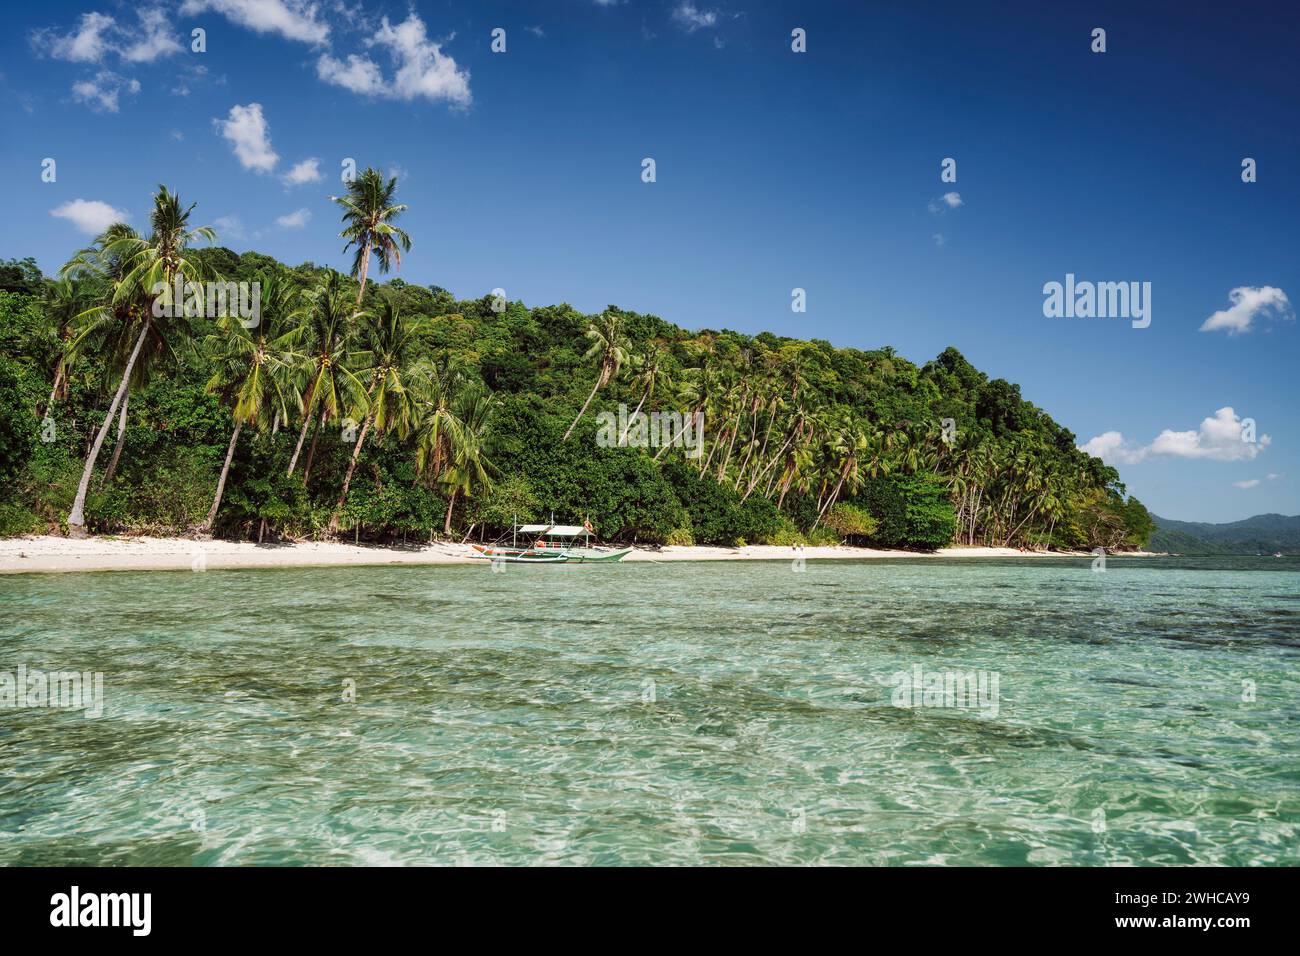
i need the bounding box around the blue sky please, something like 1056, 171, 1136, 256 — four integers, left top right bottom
1, 0, 1296, 522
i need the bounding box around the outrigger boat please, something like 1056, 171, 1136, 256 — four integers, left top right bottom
471, 519, 633, 564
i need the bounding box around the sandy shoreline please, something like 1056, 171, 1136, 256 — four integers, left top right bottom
0, 535, 1150, 575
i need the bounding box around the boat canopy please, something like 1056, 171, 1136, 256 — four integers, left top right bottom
518, 524, 589, 537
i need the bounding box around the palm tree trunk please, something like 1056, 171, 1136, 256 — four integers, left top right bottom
200, 419, 243, 534
67, 318, 150, 536
286, 382, 319, 476
100, 391, 130, 486
302, 409, 325, 483
619, 386, 650, 445
44, 361, 65, 416
563, 376, 603, 441
328, 412, 373, 533
443, 487, 458, 535
356, 239, 372, 305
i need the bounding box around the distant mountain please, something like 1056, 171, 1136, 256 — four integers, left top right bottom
1150, 513, 1300, 554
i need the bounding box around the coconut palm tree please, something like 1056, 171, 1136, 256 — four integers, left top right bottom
331, 168, 411, 305
65, 186, 214, 536
197, 274, 307, 535
563, 313, 629, 441
287, 271, 356, 478
40, 278, 93, 415
438, 389, 495, 536
328, 297, 425, 534
620, 344, 667, 446
412, 358, 494, 536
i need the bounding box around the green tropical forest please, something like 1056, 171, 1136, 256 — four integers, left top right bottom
0, 175, 1154, 551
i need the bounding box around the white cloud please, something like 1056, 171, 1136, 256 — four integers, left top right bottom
71, 71, 140, 112
51, 199, 128, 235
178, 0, 330, 45
1078, 431, 1146, 466
1080, 407, 1272, 466
282, 157, 324, 185
1199, 286, 1292, 336
277, 208, 312, 228
316, 13, 471, 107
526, 25, 545, 38
121, 8, 183, 63
33, 12, 116, 63
1233, 479, 1260, 489
371, 14, 472, 106
672, 3, 718, 32
929, 191, 963, 213
932, 233, 945, 246
215, 103, 279, 173
213, 215, 245, 240
34, 8, 181, 66
316, 52, 387, 95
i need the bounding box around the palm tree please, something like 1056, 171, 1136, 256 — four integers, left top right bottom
286, 271, 356, 478
65, 187, 214, 536
197, 274, 307, 535
328, 297, 425, 534
563, 313, 629, 441
439, 390, 495, 536
59, 223, 148, 486
331, 168, 411, 305
412, 358, 495, 536
41, 278, 93, 415
620, 344, 667, 445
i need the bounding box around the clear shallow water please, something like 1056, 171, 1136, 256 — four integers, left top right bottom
1, 555, 1297, 866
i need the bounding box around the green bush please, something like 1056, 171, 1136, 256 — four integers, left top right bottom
855, 473, 956, 550
824, 502, 878, 541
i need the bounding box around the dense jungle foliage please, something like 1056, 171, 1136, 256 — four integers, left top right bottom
0, 179, 1153, 551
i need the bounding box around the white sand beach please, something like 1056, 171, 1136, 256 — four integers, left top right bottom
0, 535, 1141, 575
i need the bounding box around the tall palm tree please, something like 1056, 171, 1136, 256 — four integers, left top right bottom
59, 223, 148, 485
328, 297, 425, 534
65, 187, 214, 536
287, 271, 356, 478
438, 389, 496, 536
197, 274, 307, 535
563, 313, 629, 441
620, 344, 667, 446
331, 168, 411, 305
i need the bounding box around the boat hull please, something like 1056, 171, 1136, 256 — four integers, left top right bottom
470, 544, 632, 563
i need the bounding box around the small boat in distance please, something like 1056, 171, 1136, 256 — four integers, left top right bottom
471, 520, 633, 564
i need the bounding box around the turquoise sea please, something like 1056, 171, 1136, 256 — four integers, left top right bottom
1, 555, 1297, 865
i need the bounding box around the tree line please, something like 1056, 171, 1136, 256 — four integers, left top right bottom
0, 174, 1153, 551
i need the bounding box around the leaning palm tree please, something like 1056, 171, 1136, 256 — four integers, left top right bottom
286, 271, 356, 478
331, 168, 411, 305
620, 344, 668, 446
197, 274, 307, 535
328, 297, 425, 534
562, 313, 629, 441
65, 187, 215, 536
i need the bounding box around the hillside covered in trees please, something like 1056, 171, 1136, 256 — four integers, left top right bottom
0, 180, 1153, 551
1150, 513, 1300, 555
